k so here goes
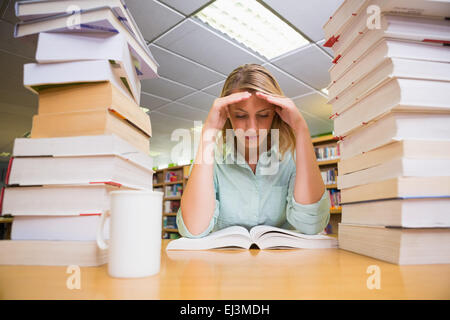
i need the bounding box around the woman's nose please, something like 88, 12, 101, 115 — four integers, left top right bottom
246, 116, 258, 133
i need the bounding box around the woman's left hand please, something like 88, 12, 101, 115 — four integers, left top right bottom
255, 91, 308, 134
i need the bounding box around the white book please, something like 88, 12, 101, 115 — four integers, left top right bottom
331, 13, 450, 63
333, 78, 450, 137
323, 0, 450, 44
7, 154, 153, 189
35, 32, 141, 104
24, 60, 137, 103
14, 0, 155, 68
2, 184, 131, 216
166, 225, 338, 250
341, 197, 450, 228
329, 57, 450, 113
10, 134, 153, 186
13, 134, 147, 158
0, 240, 107, 266
330, 28, 450, 85
328, 39, 450, 98
338, 140, 450, 175
11, 134, 153, 166
340, 176, 450, 204
337, 157, 450, 189
11, 215, 110, 241
15, 6, 158, 80
339, 112, 450, 160
338, 224, 450, 265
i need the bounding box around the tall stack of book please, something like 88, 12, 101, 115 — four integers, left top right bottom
323, 0, 450, 265
0, 0, 159, 266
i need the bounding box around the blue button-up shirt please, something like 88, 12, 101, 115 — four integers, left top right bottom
176, 140, 331, 238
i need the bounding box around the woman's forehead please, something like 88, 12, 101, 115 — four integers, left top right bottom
230, 93, 273, 111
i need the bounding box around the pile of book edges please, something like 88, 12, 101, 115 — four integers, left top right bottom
0, 0, 159, 266
323, 0, 450, 265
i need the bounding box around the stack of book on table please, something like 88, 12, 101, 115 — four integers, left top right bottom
0, 0, 159, 266
323, 0, 450, 265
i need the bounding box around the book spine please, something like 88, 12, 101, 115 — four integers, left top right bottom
5, 157, 14, 186
89, 181, 122, 187
0, 187, 4, 215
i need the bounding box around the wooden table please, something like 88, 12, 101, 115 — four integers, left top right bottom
0, 239, 449, 299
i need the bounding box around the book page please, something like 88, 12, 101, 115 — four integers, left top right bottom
165, 226, 251, 250
204, 226, 250, 239
250, 225, 335, 242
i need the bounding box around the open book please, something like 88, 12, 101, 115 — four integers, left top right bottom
166, 225, 338, 250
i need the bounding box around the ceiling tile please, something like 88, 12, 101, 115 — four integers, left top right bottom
149, 111, 196, 159
141, 76, 195, 100
0, 104, 35, 153
150, 134, 179, 154
0, 20, 36, 59
149, 44, 225, 90
262, 0, 345, 42
0, 50, 36, 153
140, 92, 171, 110
317, 39, 334, 57
155, 18, 265, 75
0, 50, 36, 108
293, 92, 332, 120
149, 110, 194, 135
178, 91, 215, 112
271, 44, 332, 90
156, 101, 208, 122
202, 80, 225, 97
1, 0, 19, 24
158, 0, 211, 16
262, 63, 313, 98
300, 112, 333, 137
125, 0, 185, 42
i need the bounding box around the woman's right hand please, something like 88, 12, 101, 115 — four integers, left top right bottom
203, 91, 252, 131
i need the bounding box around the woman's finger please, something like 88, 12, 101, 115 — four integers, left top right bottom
219, 91, 251, 108
255, 91, 286, 108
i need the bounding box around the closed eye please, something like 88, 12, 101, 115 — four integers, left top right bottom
235, 114, 269, 119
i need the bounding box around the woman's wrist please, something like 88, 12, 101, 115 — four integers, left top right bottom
292, 118, 309, 137
201, 125, 220, 143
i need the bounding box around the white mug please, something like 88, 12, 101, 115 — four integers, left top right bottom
97, 190, 163, 278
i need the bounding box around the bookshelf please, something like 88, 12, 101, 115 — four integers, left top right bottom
153, 164, 191, 239
311, 133, 341, 236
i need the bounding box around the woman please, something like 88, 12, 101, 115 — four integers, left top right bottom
176, 64, 330, 238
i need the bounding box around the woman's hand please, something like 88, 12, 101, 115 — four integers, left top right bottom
255, 91, 308, 134
204, 91, 251, 131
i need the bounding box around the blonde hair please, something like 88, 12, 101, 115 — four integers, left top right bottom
219, 63, 296, 161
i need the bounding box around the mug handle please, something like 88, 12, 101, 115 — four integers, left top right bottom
96, 210, 109, 250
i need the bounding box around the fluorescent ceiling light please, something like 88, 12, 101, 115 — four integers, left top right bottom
321, 88, 329, 95
140, 107, 150, 113
194, 0, 309, 60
